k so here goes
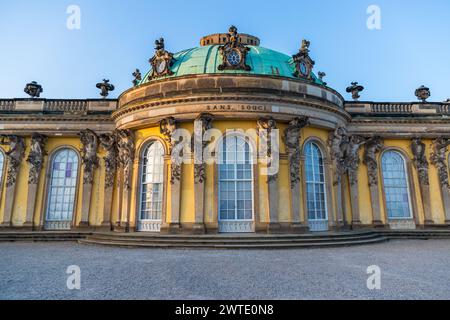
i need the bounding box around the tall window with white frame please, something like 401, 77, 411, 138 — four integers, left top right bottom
218, 135, 254, 233
45, 148, 79, 230
0, 151, 4, 185
304, 142, 328, 232
381, 150, 413, 219
138, 141, 165, 232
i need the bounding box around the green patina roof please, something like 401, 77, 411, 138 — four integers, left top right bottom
141, 45, 322, 84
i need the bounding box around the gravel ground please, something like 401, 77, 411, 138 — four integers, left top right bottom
1, 240, 450, 300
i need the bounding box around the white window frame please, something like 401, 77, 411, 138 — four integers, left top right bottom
45, 148, 79, 228
137, 140, 165, 232
304, 141, 328, 222
218, 134, 255, 231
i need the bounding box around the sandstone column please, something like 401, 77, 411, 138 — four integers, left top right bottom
431, 137, 450, 224
363, 137, 384, 226
283, 117, 309, 232
192, 114, 214, 234
79, 129, 99, 228
99, 133, 118, 230
258, 117, 280, 232
0, 135, 25, 227
24, 134, 47, 228
116, 129, 135, 232
160, 117, 182, 233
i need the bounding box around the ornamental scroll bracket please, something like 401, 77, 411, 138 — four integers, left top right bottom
79, 129, 99, 185
116, 129, 135, 190
363, 136, 384, 187
283, 116, 309, 188
411, 137, 429, 186
27, 133, 48, 185
0, 135, 26, 188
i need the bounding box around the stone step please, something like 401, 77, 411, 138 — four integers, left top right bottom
78, 236, 388, 249
90, 231, 376, 241
0, 232, 91, 242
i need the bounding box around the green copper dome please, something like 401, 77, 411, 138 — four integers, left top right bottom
141, 45, 323, 85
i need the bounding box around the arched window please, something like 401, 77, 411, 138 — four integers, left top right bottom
304, 142, 328, 231
381, 150, 412, 219
0, 150, 4, 185
138, 141, 165, 232
45, 148, 79, 230
218, 135, 254, 233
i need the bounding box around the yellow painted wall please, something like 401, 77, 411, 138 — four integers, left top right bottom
2, 124, 449, 231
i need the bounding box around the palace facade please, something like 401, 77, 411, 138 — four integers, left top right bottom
1, 27, 450, 234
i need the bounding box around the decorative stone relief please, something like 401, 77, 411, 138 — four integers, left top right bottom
116, 129, 135, 190
160, 117, 178, 152
170, 163, 181, 185
328, 128, 366, 185
79, 129, 99, 185
327, 127, 349, 176
257, 116, 277, 157
258, 117, 278, 182
344, 135, 367, 186
283, 116, 309, 188
149, 38, 174, 79
431, 137, 450, 189
194, 113, 214, 184
218, 26, 251, 71
26, 133, 47, 185
0, 135, 26, 187
99, 133, 118, 189
160, 117, 181, 184
363, 136, 384, 187
292, 39, 315, 80
96, 79, 115, 98
411, 137, 429, 186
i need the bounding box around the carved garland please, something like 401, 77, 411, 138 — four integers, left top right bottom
160, 117, 181, 184
430, 137, 450, 190
194, 113, 214, 184
27, 133, 48, 185
257, 117, 278, 182
411, 138, 429, 186
79, 129, 99, 185
363, 136, 384, 187
116, 129, 135, 190
99, 133, 118, 189
0, 135, 26, 188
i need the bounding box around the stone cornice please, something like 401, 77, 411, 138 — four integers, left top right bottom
113, 94, 351, 125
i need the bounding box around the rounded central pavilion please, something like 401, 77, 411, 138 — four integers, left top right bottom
114, 27, 347, 234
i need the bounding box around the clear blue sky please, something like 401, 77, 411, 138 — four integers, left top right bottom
0, 0, 449, 101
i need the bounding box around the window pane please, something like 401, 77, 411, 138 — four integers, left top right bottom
219, 136, 253, 221
304, 142, 327, 221
46, 149, 79, 222
139, 142, 165, 221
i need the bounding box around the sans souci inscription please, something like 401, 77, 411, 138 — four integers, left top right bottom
206, 105, 270, 112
